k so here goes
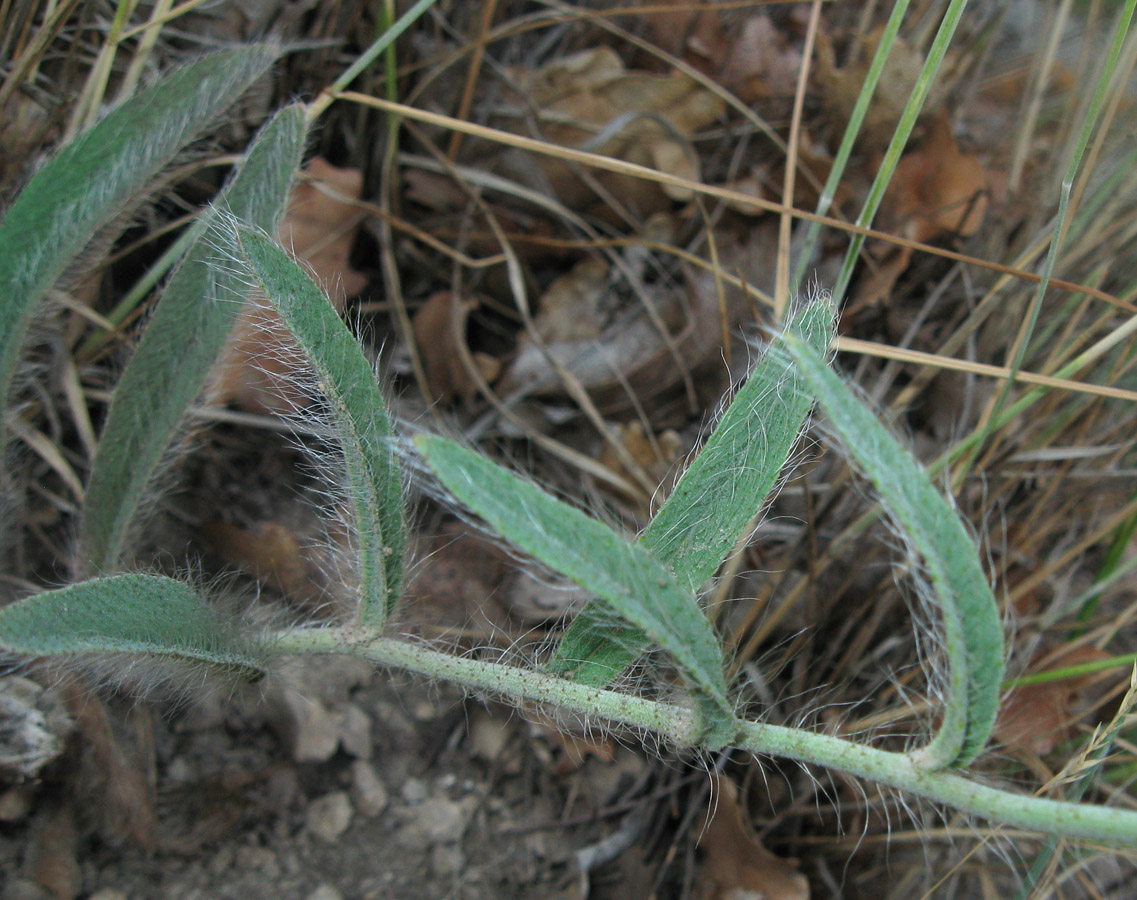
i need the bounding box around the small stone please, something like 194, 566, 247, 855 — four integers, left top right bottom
0, 784, 35, 822
430, 843, 465, 878
268, 687, 340, 763
164, 756, 193, 784
277, 656, 372, 707
306, 791, 353, 843
468, 710, 510, 762
265, 764, 300, 811
410, 699, 436, 720
350, 760, 389, 817
415, 797, 474, 844
2, 879, 53, 900
306, 886, 344, 900
280, 850, 301, 875
208, 844, 235, 875
400, 777, 428, 804
335, 704, 373, 759
88, 891, 128, 900
235, 845, 280, 877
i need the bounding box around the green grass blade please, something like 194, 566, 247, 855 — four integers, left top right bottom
783, 334, 1004, 769
0, 43, 280, 452
831, 0, 969, 305
790, 0, 910, 294
78, 104, 308, 573
550, 297, 834, 687
309, 0, 441, 120
415, 434, 737, 747
965, 0, 1136, 477
0, 574, 273, 682
229, 227, 405, 626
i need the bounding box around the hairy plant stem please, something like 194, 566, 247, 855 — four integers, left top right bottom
274, 628, 1137, 848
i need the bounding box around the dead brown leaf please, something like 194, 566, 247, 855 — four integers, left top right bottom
198, 518, 332, 613
210, 158, 369, 415
28, 799, 81, 900
598, 420, 683, 516
816, 25, 944, 151
411, 291, 502, 405
497, 285, 686, 405
60, 679, 159, 851
402, 521, 513, 635
497, 223, 767, 410
996, 644, 1118, 757
502, 47, 725, 217
638, 3, 802, 103
721, 14, 804, 102
638, 0, 728, 75
532, 257, 610, 343
0, 95, 53, 195
696, 775, 809, 900
845, 245, 912, 320
881, 113, 988, 243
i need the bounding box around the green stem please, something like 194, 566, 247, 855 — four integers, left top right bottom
307, 0, 439, 121
791, 0, 910, 294
831, 0, 969, 305
275, 628, 1137, 847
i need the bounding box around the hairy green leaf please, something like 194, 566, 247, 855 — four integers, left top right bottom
783, 334, 1004, 768
0, 574, 272, 681
229, 227, 405, 625
415, 434, 737, 747
79, 104, 308, 573
0, 44, 280, 452
550, 297, 834, 687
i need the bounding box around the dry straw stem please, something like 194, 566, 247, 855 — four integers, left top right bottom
336, 91, 1130, 313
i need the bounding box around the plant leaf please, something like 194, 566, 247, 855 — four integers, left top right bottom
415, 434, 737, 747
228, 226, 405, 625
0, 43, 280, 453
0, 574, 272, 681
782, 333, 1004, 768
550, 297, 834, 686
78, 104, 308, 573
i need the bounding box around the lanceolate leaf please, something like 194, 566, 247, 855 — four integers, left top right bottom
0, 44, 280, 453
550, 298, 834, 687
79, 104, 308, 573
230, 227, 405, 625
783, 334, 1004, 768
416, 434, 737, 747
0, 575, 272, 681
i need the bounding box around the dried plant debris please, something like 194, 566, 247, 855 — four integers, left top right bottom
496, 47, 725, 216
695, 776, 808, 900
